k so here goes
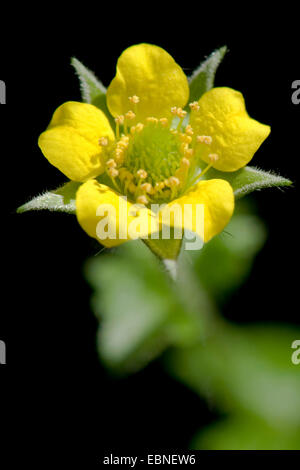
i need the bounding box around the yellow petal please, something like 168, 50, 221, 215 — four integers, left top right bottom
38, 101, 115, 182
107, 43, 189, 122
76, 180, 159, 247
190, 88, 271, 172
161, 179, 234, 243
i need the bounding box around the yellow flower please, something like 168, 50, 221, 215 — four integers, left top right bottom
38, 43, 270, 249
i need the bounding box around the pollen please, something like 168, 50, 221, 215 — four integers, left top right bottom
136, 169, 148, 179
189, 101, 200, 111
140, 182, 153, 194
166, 176, 180, 187
128, 95, 140, 104
176, 107, 187, 119
136, 195, 148, 205
146, 117, 158, 124
107, 167, 119, 178
197, 135, 212, 145
185, 124, 194, 136
99, 136, 109, 146
125, 110, 136, 120
181, 157, 190, 167
159, 117, 169, 127
115, 115, 125, 125
209, 153, 219, 162
106, 158, 117, 168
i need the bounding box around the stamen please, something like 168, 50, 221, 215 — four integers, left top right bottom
159, 117, 169, 127
136, 169, 148, 180
136, 195, 148, 205
189, 101, 200, 111
125, 110, 136, 120
107, 167, 119, 178
146, 117, 158, 124
208, 153, 219, 162
115, 115, 125, 139
196, 135, 212, 145
99, 137, 109, 146
128, 95, 140, 104
185, 124, 194, 136
135, 123, 144, 133
175, 107, 187, 131
176, 108, 187, 119
183, 148, 194, 159
140, 182, 153, 194
166, 176, 180, 187
106, 159, 117, 169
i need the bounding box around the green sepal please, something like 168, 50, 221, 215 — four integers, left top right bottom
205, 165, 292, 199
143, 237, 183, 261
71, 57, 115, 129
17, 181, 80, 214
188, 46, 227, 103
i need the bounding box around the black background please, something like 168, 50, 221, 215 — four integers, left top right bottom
1, 6, 299, 465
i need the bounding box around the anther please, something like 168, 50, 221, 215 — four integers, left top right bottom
115, 115, 125, 125
136, 195, 148, 205
171, 106, 178, 115
159, 118, 169, 127
146, 117, 158, 124
136, 169, 148, 179
185, 124, 194, 136
184, 148, 194, 159
208, 153, 219, 162
176, 108, 187, 119
179, 133, 192, 144
135, 123, 144, 133
125, 110, 136, 120
128, 95, 140, 104
154, 181, 165, 191
107, 168, 119, 178
189, 101, 200, 111
181, 157, 190, 167
99, 137, 109, 146
196, 135, 212, 145
167, 176, 180, 187
106, 159, 117, 168
140, 182, 153, 194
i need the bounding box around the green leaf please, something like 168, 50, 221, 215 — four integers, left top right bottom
193, 212, 267, 303
143, 237, 183, 261
205, 165, 292, 199
84, 241, 203, 373
188, 46, 227, 103
17, 181, 80, 214
71, 57, 115, 129
192, 415, 300, 450
167, 323, 300, 428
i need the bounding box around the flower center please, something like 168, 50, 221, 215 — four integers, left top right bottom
99, 97, 217, 206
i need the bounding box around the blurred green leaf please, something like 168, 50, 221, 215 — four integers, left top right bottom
192, 212, 267, 303
167, 323, 300, 429
17, 181, 80, 214
85, 241, 205, 373
192, 415, 300, 450
188, 46, 227, 103
206, 166, 292, 199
